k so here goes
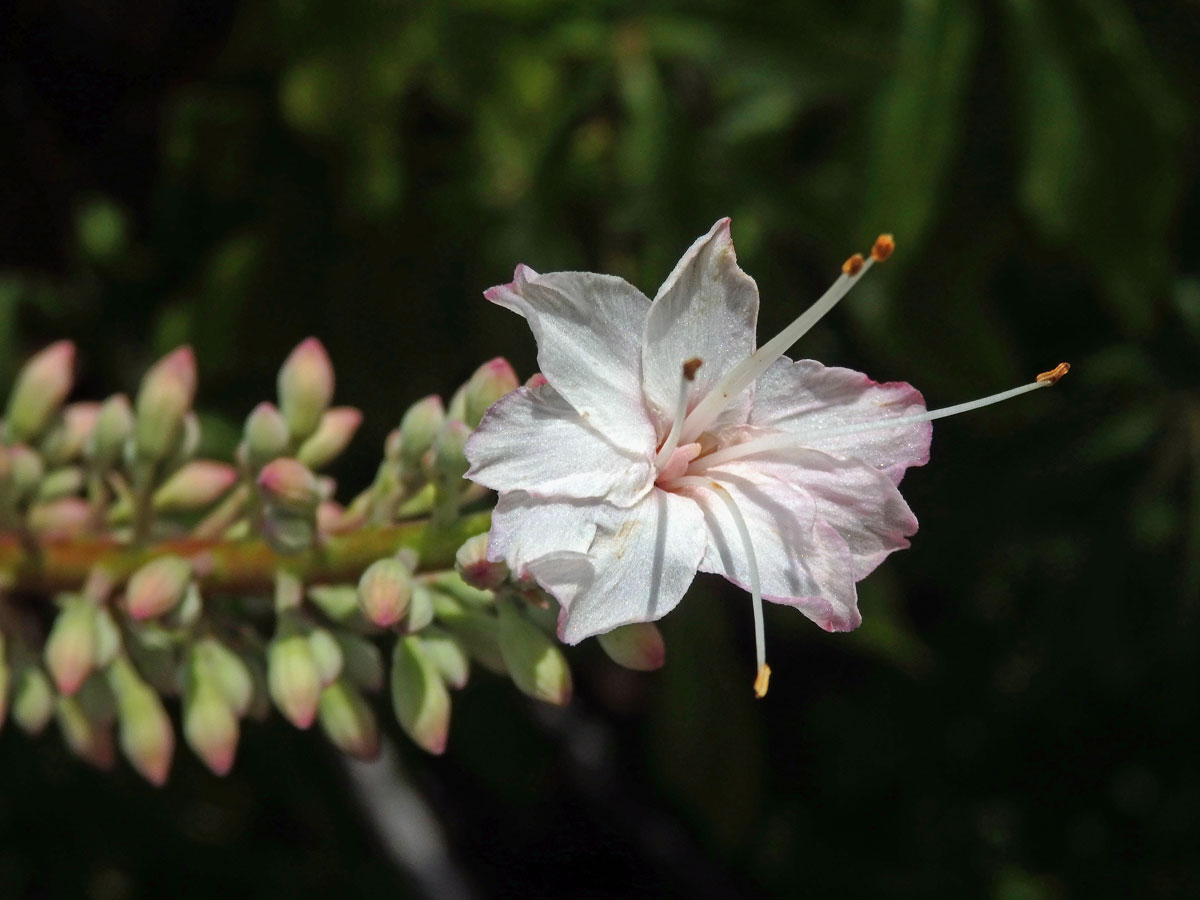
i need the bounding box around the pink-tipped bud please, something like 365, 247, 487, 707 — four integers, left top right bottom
192, 638, 254, 717
184, 676, 240, 776
84, 394, 134, 470
318, 680, 380, 760
135, 346, 197, 461
256, 457, 320, 515
297, 406, 361, 469
496, 601, 572, 705
56, 695, 116, 770
277, 338, 334, 440
268, 634, 322, 729
454, 533, 508, 591
4, 341, 75, 443
597, 622, 666, 671
125, 556, 192, 620
463, 357, 519, 428
27, 497, 91, 538
524, 372, 548, 389
109, 658, 174, 786
244, 401, 290, 469
44, 599, 98, 695
390, 636, 450, 755
357, 558, 413, 627
41, 402, 100, 467
397, 395, 445, 470
153, 460, 237, 512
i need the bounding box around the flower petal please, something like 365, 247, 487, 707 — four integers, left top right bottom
642, 219, 759, 434
679, 469, 861, 631
485, 266, 656, 453
527, 489, 707, 644
702, 437, 918, 580
749, 358, 931, 483
487, 491, 604, 578
465, 384, 654, 506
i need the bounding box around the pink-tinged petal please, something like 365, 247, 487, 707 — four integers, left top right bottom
702, 437, 918, 580
487, 492, 604, 579
678, 470, 861, 631
749, 358, 931, 484
527, 489, 707, 644
465, 384, 655, 507
484, 266, 656, 453
642, 219, 759, 434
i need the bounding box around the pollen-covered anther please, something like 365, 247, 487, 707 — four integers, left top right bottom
682, 357, 703, 382
1035, 362, 1071, 385
870, 233, 895, 262
754, 663, 771, 699
841, 253, 865, 277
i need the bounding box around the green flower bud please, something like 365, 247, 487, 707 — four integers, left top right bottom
318, 680, 379, 760
40, 402, 100, 467
297, 407, 361, 470
184, 673, 239, 776
307, 627, 344, 688
153, 460, 237, 512
84, 394, 134, 471
192, 638, 255, 717
496, 600, 572, 706
390, 635, 450, 755
7, 444, 44, 502
261, 507, 317, 555
125, 555, 192, 620
306, 584, 360, 624
4, 341, 75, 443
454, 533, 507, 591
597, 622, 666, 671
462, 357, 519, 428
12, 664, 55, 735
418, 628, 470, 690
44, 597, 98, 695
397, 395, 444, 470
36, 466, 85, 501
244, 402, 290, 469
336, 632, 384, 692
109, 657, 174, 786
56, 694, 116, 770
165, 411, 201, 469
357, 558, 412, 627
432, 592, 508, 675
134, 346, 197, 462
277, 337, 334, 440
268, 634, 322, 729
256, 457, 321, 515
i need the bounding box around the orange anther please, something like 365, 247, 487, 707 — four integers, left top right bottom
682, 357, 703, 382
842, 253, 865, 277
871, 233, 895, 262
753, 663, 771, 699
1035, 362, 1071, 385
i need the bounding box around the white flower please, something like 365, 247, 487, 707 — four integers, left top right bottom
465, 220, 1066, 695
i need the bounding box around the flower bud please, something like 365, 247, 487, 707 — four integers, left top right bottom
307, 627, 344, 687
306, 584, 359, 623
337, 632, 384, 692
357, 558, 412, 627
44, 598, 98, 695
125, 555, 192, 620
524, 372, 548, 388
165, 411, 202, 468
454, 533, 507, 591
92, 607, 122, 669
318, 680, 380, 760
192, 638, 254, 717
297, 407, 361, 469
496, 600, 572, 705
4, 341, 75, 443
109, 657, 174, 786
84, 394, 134, 470
36, 466, 85, 501
418, 628, 470, 690
462, 357, 519, 428
153, 460, 237, 512
257, 457, 321, 515
261, 507, 317, 555
56, 695, 116, 770
597, 622, 666, 671
27, 497, 91, 537
397, 395, 444, 470
390, 635, 450, 755
134, 346, 197, 461
12, 664, 55, 735
184, 674, 239, 776
7, 444, 44, 501
268, 634, 322, 729
244, 402, 290, 469
277, 337, 334, 440
40, 402, 100, 467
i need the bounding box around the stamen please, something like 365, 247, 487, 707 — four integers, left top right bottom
678, 235, 894, 445
654, 358, 703, 471
668, 475, 768, 697
689, 365, 1072, 471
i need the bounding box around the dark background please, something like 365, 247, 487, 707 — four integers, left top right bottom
2, 0, 1199, 897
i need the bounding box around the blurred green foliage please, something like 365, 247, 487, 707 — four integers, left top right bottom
2, 0, 1199, 897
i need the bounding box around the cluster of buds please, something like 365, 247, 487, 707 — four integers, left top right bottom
0, 340, 663, 785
